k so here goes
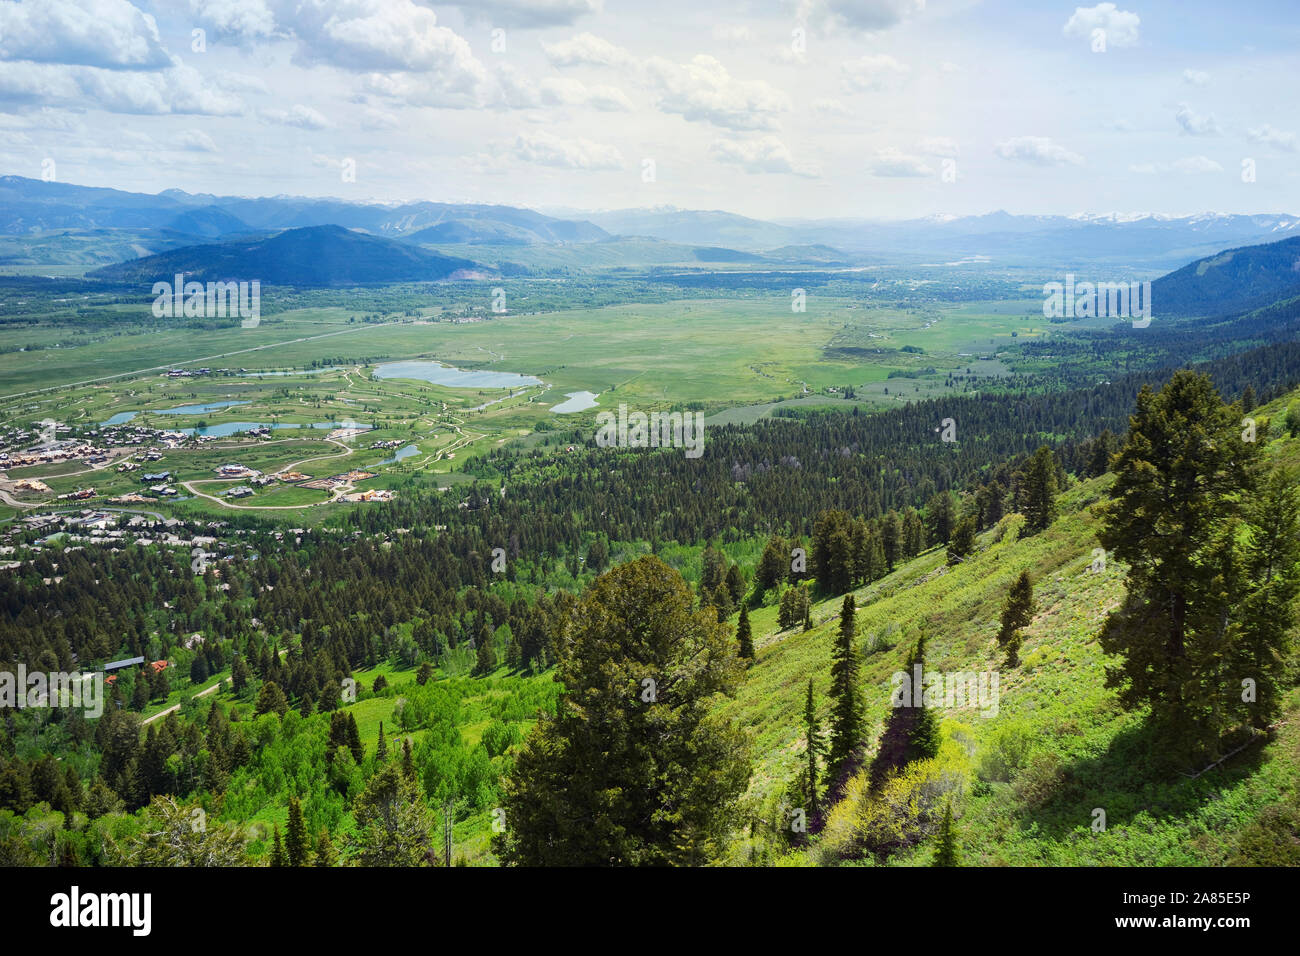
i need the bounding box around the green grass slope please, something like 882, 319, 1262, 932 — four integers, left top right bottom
721, 394, 1300, 866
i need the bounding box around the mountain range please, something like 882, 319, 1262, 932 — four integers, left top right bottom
4, 175, 1300, 275
88, 224, 480, 287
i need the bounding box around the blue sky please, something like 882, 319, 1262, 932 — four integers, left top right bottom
0, 0, 1297, 220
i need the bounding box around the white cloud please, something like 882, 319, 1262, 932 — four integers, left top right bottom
868, 146, 932, 177
1246, 124, 1297, 152
262, 104, 331, 128
1130, 155, 1223, 174
841, 54, 909, 93
180, 129, 219, 152
802, 0, 925, 32
1182, 69, 1209, 86
645, 55, 790, 131
212, 72, 271, 95
189, 0, 278, 43
994, 136, 1084, 165
511, 129, 623, 169
540, 77, 632, 111
916, 136, 958, 157
493, 70, 633, 112
1175, 103, 1220, 136
443, 0, 603, 29
543, 32, 635, 69
811, 97, 852, 117
711, 136, 820, 177
0, 60, 246, 115
712, 25, 753, 43
1062, 3, 1140, 48
0, 0, 171, 70
360, 106, 400, 129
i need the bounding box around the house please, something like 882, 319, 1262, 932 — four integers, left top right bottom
224, 485, 254, 498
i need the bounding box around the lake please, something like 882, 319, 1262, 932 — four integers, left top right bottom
373, 360, 541, 389
379, 444, 419, 464
551, 391, 600, 413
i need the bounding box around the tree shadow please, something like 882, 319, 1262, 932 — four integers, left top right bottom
1005, 715, 1272, 841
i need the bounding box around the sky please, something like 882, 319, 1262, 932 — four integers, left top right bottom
0, 0, 1298, 220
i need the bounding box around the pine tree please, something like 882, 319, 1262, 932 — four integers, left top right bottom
736, 605, 755, 661
802, 679, 824, 818
1098, 371, 1262, 749
1229, 466, 1300, 731
376, 722, 388, 762
494, 556, 750, 866
346, 762, 433, 866
827, 595, 862, 781
932, 801, 961, 866
756, 536, 788, 593
402, 737, 416, 779
346, 713, 364, 764
1020, 446, 1060, 534
286, 797, 308, 866
255, 680, 288, 717
474, 631, 497, 676
269, 824, 287, 867
415, 661, 433, 685
946, 515, 976, 565
998, 571, 1036, 646
313, 829, 337, 867
925, 492, 955, 546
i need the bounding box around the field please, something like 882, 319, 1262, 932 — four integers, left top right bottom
0, 287, 1069, 521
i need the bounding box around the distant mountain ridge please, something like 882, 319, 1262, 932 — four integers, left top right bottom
88, 224, 480, 287
0, 176, 609, 244
1151, 233, 1300, 316
580, 205, 1300, 269
4, 175, 1300, 272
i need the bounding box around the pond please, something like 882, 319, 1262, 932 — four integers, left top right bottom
379, 444, 419, 465
101, 401, 249, 426
550, 391, 600, 413
373, 360, 541, 389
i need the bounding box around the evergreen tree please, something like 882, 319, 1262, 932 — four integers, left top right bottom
495, 557, 751, 866
756, 536, 788, 593
1098, 371, 1262, 751
932, 801, 961, 866
347, 713, 364, 765
827, 595, 862, 781
1228, 466, 1300, 731
402, 737, 416, 779
347, 762, 433, 866
313, 829, 337, 867
802, 679, 824, 818
736, 604, 755, 661
902, 507, 926, 557
1020, 446, 1060, 533
925, 492, 955, 546
286, 797, 309, 866
998, 571, 1036, 646
255, 680, 288, 718
474, 631, 497, 676
881, 511, 902, 570
376, 722, 388, 762
586, 536, 610, 573
415, 661, 433, 685
946, 515, 976, 565
269, 824, 287, 867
